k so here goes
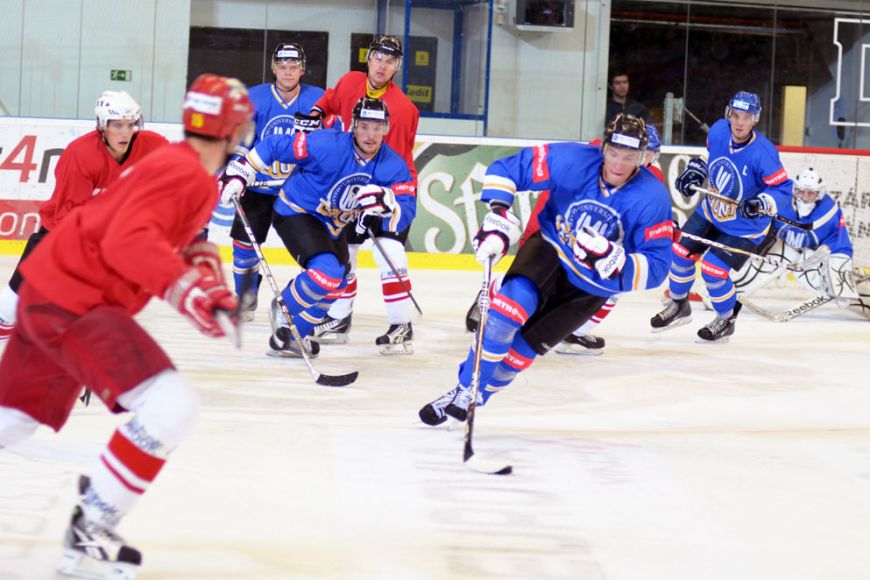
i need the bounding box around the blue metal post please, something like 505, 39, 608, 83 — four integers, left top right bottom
483, 0, 492, 135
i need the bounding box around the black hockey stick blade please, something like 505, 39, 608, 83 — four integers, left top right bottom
315, 370, 359, 387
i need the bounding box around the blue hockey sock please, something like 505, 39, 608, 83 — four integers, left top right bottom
279, 253, 345, 337
701, 254, 737, 316
232, 241, 261, 297
667, 252, 698, 300
457, 276, 539, 391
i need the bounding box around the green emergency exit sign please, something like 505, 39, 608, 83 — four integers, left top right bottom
111, 70, 132, 81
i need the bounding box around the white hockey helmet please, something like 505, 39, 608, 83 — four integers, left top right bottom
95, 91, 143, 131
793, 167, 824, 218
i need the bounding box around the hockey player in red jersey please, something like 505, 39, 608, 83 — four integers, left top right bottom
306, 35, 421, 355
0, 74, 253, 580
0, 91, 168, 342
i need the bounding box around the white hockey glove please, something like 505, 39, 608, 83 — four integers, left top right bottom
573, 225, 626, 279
165, 265, 238, 338
738, 192, 777, 219
355, 185, 397, 234
472, 206, 522, 266
293, 112, 322, 134
218, 157, 256, 205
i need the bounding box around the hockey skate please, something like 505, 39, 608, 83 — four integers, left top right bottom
375, 323, 413, 355
57, 505, 141, 580
267, 298, 320, 358
554, 334, 605, 355
238, 293, 257, 323
313, 314, 352, 345
650, 298, 692, 333
697, 302, 742, 343
418, 386, 464, 426
445, 385, 484, 423
267, 327, 320, 359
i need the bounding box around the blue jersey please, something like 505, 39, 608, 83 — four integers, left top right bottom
482, 143, 673, 297
248, 130, 416, 238
234, 83, 324, 196
774, 194, 853, 257
700, 118, 793, 239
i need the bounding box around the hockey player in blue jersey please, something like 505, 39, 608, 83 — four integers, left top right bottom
219, 97, 416, 357
651, 91, 794, 341
228, 42, 325, 322
732, 167, 870, 318
418, 114, 674, 425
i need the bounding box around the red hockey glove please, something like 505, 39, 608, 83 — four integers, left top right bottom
165, 265, 238, 337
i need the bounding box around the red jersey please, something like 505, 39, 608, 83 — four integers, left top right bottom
21, 142, 218, 316
39, 129, 168, 231
314, 71, 420, 183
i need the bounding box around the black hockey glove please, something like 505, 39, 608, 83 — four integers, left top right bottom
738, 193, 776, 219
675, 157, 708, 196
293, 112, 322, 134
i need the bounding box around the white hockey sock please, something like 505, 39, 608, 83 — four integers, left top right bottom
0, 406, 39, 449
83, 370, 200, 529
0, 285, 19, 323
574, 296, 618, 335
326, 244, 360, 320
373, 237, 412, 324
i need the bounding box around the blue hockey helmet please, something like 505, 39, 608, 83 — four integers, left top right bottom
726, 91, 761, 122
273, 42, 306, 69
644, 124, 662, 165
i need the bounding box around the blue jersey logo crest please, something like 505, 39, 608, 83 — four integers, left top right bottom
555, 200, 623, 245
707, 157, 743, 221
316, 172, 371, 225
261, 115, 297, 140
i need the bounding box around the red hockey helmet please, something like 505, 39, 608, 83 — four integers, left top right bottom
182, 74, 254, 141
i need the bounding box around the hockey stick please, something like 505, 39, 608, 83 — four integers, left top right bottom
691, 185, 812, 231
360, 223, 423, 316
678, 231, 786, 268
252, 179, 284, 188
739, 294, 832, 322
231, 195, 358, 387
463, 257, 513, 476
740, 273, 870, 322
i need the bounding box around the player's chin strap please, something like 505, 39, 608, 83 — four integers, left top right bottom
690, 185, 812, 231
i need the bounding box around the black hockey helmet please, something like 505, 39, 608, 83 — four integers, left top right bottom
603, 113, 648, 152
351, 97, 390, 131
368, 35, 403, 59
272, 42, 306, 69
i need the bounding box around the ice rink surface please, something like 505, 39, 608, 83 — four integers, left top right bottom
2, 254, 870, 580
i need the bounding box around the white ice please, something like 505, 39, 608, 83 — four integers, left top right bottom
2, 254, 870, 580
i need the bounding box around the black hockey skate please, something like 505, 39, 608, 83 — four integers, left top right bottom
313, 314, 352, 345
444, 386, 483, 423
650, 298, 692, 333
697, 302, 742, 343
418, 386, 463, 426
239, 293, 258, 323
57, 505, 141, 580
465, 291, 483, 332
267, 327, 320, 359
554, 334, 605, 355
375, 323, 413, 355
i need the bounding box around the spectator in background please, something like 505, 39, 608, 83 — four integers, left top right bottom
605, 69, 651, 129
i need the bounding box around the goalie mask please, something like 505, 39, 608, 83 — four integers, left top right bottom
95, 91, 143, 132
793, 167, 824, 218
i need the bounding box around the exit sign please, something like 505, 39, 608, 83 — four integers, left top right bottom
111, 69, 132, 81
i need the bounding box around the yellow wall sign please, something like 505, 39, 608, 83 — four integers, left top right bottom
415, 51, 429, 66
406, 85, 432, 104
358, 48, 368, 63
